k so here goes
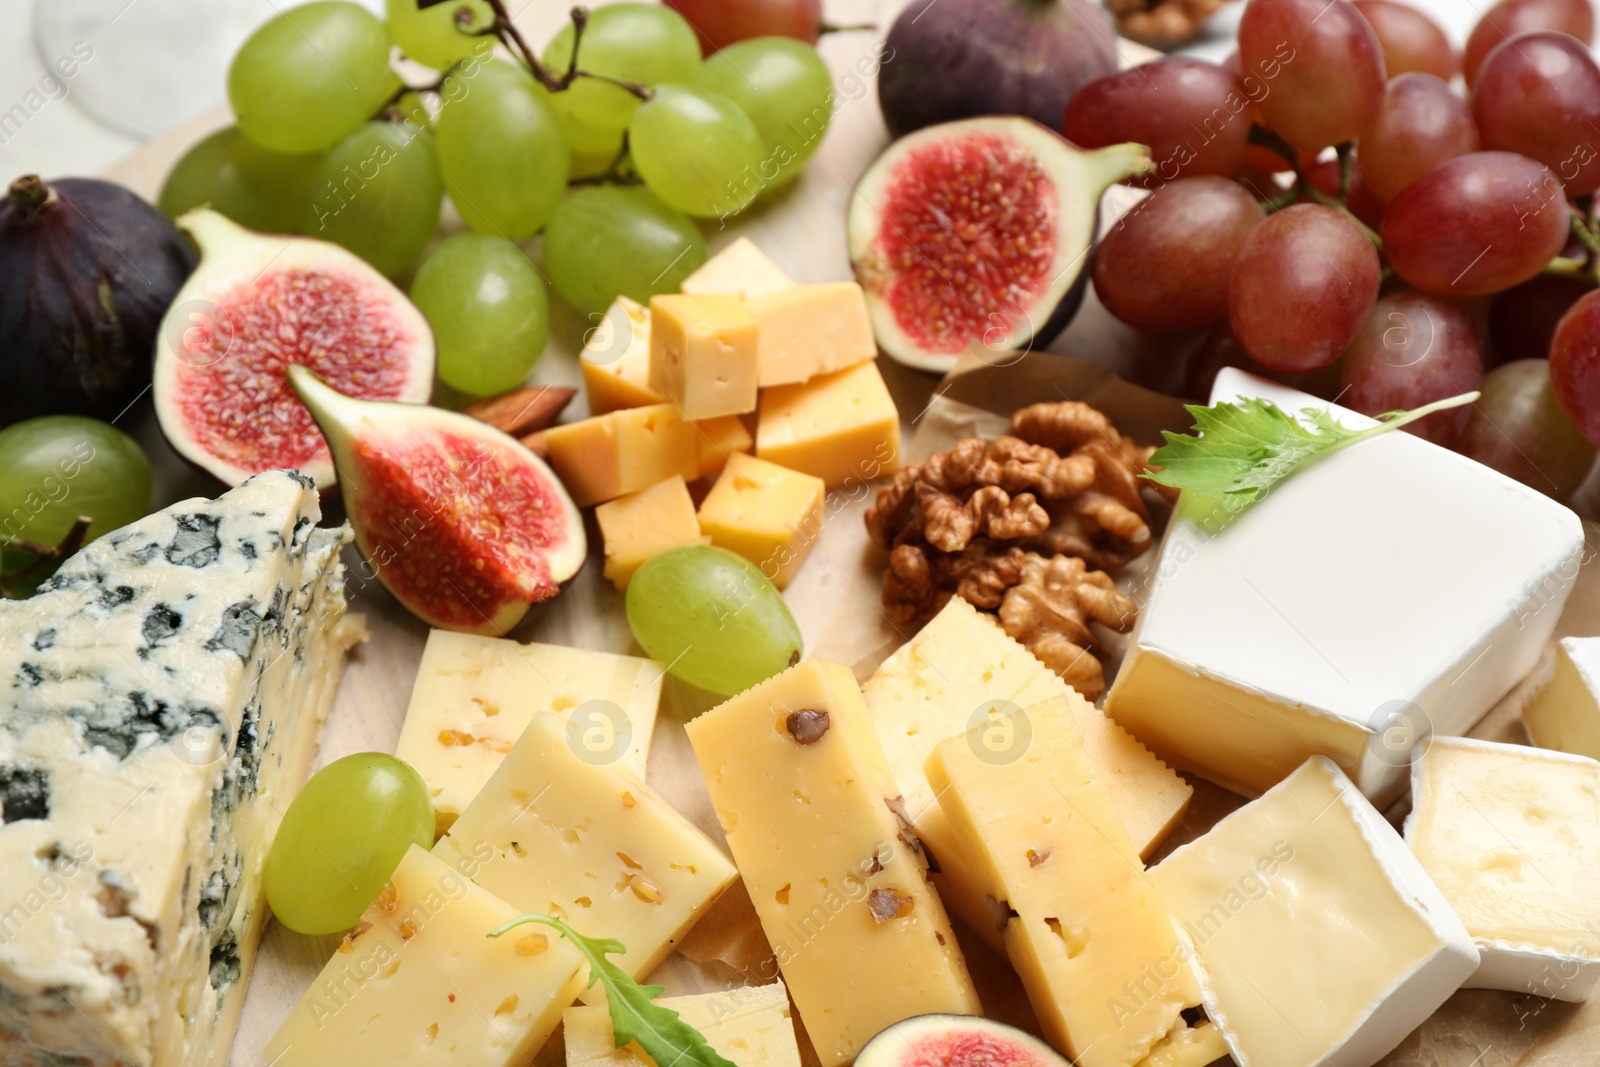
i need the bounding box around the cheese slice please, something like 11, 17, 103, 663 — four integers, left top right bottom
680, 237, 794, 299
544, 404, 700, 507
581, 296, 666, 414
1406, 737, 1600, 1001
755, 361, 901, 488
395, 630, 663, 835
1106, 369, 1585, 803
266, 845, 586, 1066
686, 659, 982, 1067
746, 283, 877, 387
564, 981, 800, 1067
1150, 757, 1478, 1067
432, 712, 736, 993
0, 471, 362, 1067
696, 454, 826, 590
925, 696, 1207, 1067
648, 294, 760, 421
1523, 637, 1600, 761
597, 476, 710, 591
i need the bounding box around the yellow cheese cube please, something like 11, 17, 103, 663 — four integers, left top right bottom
648, 294, 759, 421
697, 454, 825, 590
926, 698, 1199, 1067
685, 659, 982, 1067
433, 712, 737, 993
596, 476, 709, 591
680, 236, 794, 299
265, 845, 586, 1067
565, 982, 800, 1067
544, 403, 700, 507
581, 296, 665, 414
694, 414, 754, 479
747, 282, 877, 386
396, 630, 663, 835
756, 361, 901, 487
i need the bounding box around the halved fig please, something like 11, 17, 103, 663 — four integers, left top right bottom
848, 117, 1149, 374
288, 366, 585, 633
857, 1015, 1070, 1067
154, 210, 434, 489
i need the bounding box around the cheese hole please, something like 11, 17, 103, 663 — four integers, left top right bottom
776, 884, 791, 905
794, 789, 812, 805
423, 1023, 438, 1046
730, 1038, 750, 1050
380, 957, 404, 979
495, 994, 520, 1017
576, 896, 593, 908
1045, 917, 1088, 958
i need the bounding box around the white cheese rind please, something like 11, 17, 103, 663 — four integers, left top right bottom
0, 471, 360, 1067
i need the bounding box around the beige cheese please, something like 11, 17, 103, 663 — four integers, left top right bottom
680, 237, 795, 300
564, 982, 801, 1067
746, 283, 878, 387
648, 294, 760, 421
1523, 637, 1600, 762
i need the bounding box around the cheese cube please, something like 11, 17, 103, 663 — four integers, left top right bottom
565, 982, 801, 1067
266, 845, 586, 1067
596, 476, 709, 591
1524, 637, 1600, 761
685, 660, 982, 1067
432, 712, 736, 990
680, 236, 794, 299
925, 697, 1205, 1067
581, 296, 666, 414
747, 282, 877, 386
1406, 737, 1600, 1001
697, 454, 825, 590
648, 294, 760, 421
694, 414, 754, 479
397, 630, 662, 834
1106, 369, 1585, 803
1150, 757, 1479, 1067
756, 361, 902, 487
544, 403, 700, 507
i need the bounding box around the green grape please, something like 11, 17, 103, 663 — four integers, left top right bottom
626, 546, 802, 696
544, 92, 628, 157
389, 89, 433, 129
410, 234, 549, 396
436, 60, 569, 239
0, 417, 151, 591
159, 126, 322, 234
696, 37, 832, 190
541, 4, 701, 141
265, 753, 434, 935
629, 84, 766, 218
384, 0, 495, 70
302, 120, 443, 278
544, 186, 707, 310
228, 1, 395, 154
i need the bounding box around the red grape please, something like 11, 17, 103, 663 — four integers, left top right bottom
1472, 32, 1600, 194
663, 0, 822, 53
1229, 203, 1382, 373
1305, 157, 1387, 231
1458, 359, 1597, 495
1489, 274, 1593, 364
1338, 291, 1484, 444
1238, 0, 1386, 152
1463, 0, 1595, 87
1550, 288, 1600, 444
1093, 177, 1265, 331
1382, 152, 1569, 296
1353, 0, 1457, 80
1358, 73, 1480, 203
1223, 52, 1299, 174
1063, 58, 1253, 184
1185, 320, 1344, 398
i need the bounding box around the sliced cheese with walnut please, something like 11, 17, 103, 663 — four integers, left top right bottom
565, 981, 801, 1067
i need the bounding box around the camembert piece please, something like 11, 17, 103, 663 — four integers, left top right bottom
680, 236, 794, 299
1150, 757, 1478, 1067
1106, 369, 1585, 802
1406, 737, 1600, 1001
544, 403, 700, 507
926, 697, 1215, 1067
697, 454, 825, 590
648, 294, 760, 421
433, 712, 736, 989
395, 630, 663, 834
597, 476, 710, 591
565, 982, 801, 1067
694, 414, 755, 479
686, 660, 982, 1067
581, 296, 666, 414
756, 361, 901, 487
266, 845, 585, 1066
1523, 637, 1600, 761
747, 282, 877, 386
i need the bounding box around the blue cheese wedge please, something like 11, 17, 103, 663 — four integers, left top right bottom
0, 470, 363, 1067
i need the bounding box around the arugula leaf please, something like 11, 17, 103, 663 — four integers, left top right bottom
1143, 391, 1479, 520
489, 913, 737, 1067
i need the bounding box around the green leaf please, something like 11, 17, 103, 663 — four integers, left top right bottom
488, 913, 737, 1067
1143, 391, 1479, 522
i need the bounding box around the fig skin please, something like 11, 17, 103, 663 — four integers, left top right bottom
0, 176, 195, 427
878, 0, 1118, 137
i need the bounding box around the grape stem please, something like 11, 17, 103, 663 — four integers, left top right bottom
1247, 125, 1383, 252
479, 1, 653, 101
819, 20, 879, 33
0, 516, 91, 600
570, 134, 640, 187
